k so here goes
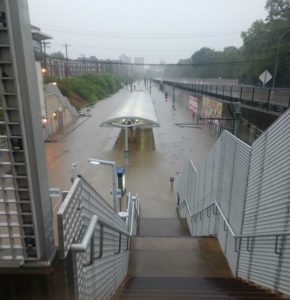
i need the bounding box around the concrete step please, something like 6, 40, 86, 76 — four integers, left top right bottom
117, 277, 282, 300
137, 218, 190, 237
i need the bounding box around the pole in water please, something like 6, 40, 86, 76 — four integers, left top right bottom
170, 176, 174, 190
124, 127, 129, 159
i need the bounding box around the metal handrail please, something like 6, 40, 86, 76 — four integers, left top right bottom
187, 201, 290, 239
71, 215, 98, 252
179, 199, 290, 254
180, 197, 192, 217
70, 214, 131, 266
128, 195, 139, 236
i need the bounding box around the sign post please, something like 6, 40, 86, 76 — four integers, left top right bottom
259, 70, 272, 87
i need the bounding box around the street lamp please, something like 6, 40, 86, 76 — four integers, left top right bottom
88, 158, 118, 213
272, 28, 290, 88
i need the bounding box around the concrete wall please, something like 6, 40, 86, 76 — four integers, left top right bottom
44, 84, 78, 137
161, 82, 274, 145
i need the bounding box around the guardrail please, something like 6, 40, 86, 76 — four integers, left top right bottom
153, 79, 290, 113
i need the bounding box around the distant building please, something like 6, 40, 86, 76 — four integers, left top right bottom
134, 57, 144, 75
119, 54, 131, 64
134, 57, 144, 66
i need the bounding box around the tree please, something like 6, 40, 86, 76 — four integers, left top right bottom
265, 0, 290, 22
49, 51, 65, 59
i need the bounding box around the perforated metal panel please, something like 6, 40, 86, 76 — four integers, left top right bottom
238, 109, 290, 295
177, 109, 290, 296
58, 177, 131, 300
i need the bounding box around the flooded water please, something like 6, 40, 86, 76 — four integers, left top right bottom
0, 83, 219, 300
45, 82, 217, 218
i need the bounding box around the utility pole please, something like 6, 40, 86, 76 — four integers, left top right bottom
81, 54, 87, 74
63, 43, 70, 77
42, 41, 50, 70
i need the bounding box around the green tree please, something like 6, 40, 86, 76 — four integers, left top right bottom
265, 0, 290, 22
49, 51, 65, 59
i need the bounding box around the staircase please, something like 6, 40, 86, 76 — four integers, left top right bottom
114, 218, 283, 300
118, 277, 282, 299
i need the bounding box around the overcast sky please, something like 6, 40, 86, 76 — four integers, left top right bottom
27, 0, 268, 64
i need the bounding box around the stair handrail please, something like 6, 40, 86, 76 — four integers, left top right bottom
179, 199, 290, 253
129, 195, 140, 236
70, 213, 131, 266
179, 197, 192, 216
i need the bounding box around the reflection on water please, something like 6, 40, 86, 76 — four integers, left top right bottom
116, 128, 155, 152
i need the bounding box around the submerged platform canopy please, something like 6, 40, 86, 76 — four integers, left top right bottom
100, 91, 160, 128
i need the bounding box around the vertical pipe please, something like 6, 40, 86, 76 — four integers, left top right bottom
112, 164, 118, 213
124, 126, 129, 159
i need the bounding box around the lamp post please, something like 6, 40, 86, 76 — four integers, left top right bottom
272, 28, 290, 88
88, 158, 118, 213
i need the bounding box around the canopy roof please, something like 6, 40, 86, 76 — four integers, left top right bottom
100, 91, 160, 128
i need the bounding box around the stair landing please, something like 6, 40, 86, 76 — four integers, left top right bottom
129, 236, 232, 278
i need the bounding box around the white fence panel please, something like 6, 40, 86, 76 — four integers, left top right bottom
58, 177, 131, 300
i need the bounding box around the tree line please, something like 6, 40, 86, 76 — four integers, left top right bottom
44, 73, 128, 109
164, 0, 290, 87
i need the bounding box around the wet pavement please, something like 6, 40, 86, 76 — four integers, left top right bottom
137, 218, 190, 237
129, 237, 233, 278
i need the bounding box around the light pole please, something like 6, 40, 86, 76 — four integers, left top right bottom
272, 28, 290, 88
88, 158, 118, 213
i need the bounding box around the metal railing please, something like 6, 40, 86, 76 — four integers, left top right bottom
154, 79, 290, 113
180, 199, 290, 254
57, 176, 140, 300
177, 108, 290, 296
70, 215, 131, 267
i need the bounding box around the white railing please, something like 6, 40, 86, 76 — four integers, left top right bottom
57, 176, 140, 300
178, 108, 290, 296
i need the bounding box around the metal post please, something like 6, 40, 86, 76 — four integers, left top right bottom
251, 87, 255, 106
124, 126, 129, 159
111, 164, 118, 213
172, 84, 176, 109
239, 86, 243, 102
233, 102, 241, 137
267, 88, 271, 111
88, 159, 119, 213
273, 29, 290, 88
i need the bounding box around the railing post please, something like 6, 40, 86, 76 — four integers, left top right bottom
239, 86, 243, 102
235, 237, 241, 253
96, 224, 104, 259
251, 87, 255, 106
115, 233, 122, 254
267, 88, 271, 111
